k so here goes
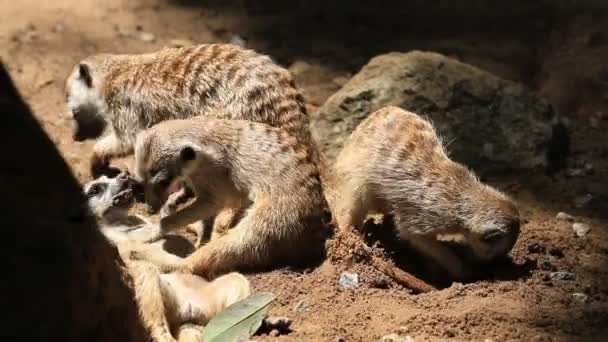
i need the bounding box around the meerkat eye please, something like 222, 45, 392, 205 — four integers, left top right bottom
87, 183, 106, 197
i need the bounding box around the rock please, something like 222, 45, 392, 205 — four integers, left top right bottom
549, 271, 576, 281
139, 32, 156, 43
572, 292, 589, 303
572, 292, 588, 303
311, 51, 563, 172
169, 39, 194, 48
230, 34, 247, 48
573, 194, 593, 208
556, 212, 574, 222
52, 24, 64, 33
572, 222, 591, 238
339, 271, 360, 289
382, 333, 415, 342
293, 300, 310, 313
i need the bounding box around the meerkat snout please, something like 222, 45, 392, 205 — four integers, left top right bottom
65, 62, 108, 141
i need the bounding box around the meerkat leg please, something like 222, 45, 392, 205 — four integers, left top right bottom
91, 133, 133, 177
129, 261, 177, 342
405, 234, 471, 281
175, 324, 203, 342
161, 198, 221, 233
182, 200, 290, 278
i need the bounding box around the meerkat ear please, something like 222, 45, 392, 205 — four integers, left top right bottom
178, 143, 202, 164
78, 63, 93, 88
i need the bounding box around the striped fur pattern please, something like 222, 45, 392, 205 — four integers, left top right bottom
332, 106, 521, 280
64, 43, 315, 175
131, 118, 328, 278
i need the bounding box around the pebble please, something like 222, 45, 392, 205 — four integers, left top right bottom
339, 271, 360, 289
293, 300, 310, 313
573, 194, 593, 208
572, 292, 588, 303
139, 32, 156, 43
381, 333, 415, 342
335, 336, 346, 342
556, 212, 574, 222
572, 222, 591, 238
549, 271, 576, 281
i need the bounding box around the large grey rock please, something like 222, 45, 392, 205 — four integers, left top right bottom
311, 51, 563, 172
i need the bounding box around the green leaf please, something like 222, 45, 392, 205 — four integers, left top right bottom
202, 292, 276, 342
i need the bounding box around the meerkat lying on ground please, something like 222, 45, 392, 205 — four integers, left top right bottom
130, 118, 328, 278
83, 173, 251, 342
332, 106, 521, 280
64, 43, 316, 178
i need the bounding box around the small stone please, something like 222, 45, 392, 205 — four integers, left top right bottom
52, 24, 64, 33
572, 222, 591, 238
169, 39, 194, 48
549, 271, 576, 281
139, 32, 156, 43
339, 271, 360, 289
269, 329, 280, 337
573, 194, 593, 208
293, 300, 310, 313
335, 336, 346, 342
556, 212, 574, 222
230, 34, 246, 47
381, 333, 414, 342
572, 292, 588, 303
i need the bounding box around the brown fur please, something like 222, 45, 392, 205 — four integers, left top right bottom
64, 43, 316, 176
83, 175, 251, 341
131, 118, 328, 278
332, 106, 521, 280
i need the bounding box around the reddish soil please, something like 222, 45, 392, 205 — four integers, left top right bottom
2, 1, 607, 341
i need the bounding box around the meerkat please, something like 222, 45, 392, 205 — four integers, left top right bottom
332, 106, 521, 280
130, 117, 328, 278
83, 173, 251, 342
64, 43, 316, 177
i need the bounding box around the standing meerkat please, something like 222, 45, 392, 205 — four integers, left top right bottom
130, 118, 328, 278
333, 106, 521, 280
64, 43, 316, 177
82, 173, 251, 342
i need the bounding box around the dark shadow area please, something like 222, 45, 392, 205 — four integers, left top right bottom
360, 215, 534, 289
0, 62, 147, 341
169, 0, 570, 83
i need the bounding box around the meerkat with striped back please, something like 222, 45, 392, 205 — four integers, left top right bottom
332, 106, 521, 280
65, 43, 323, 239
130, 118, 328, 279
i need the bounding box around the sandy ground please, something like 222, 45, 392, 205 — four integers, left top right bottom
2, 1, 608, 341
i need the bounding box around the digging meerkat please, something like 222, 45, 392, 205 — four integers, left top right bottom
130, 118, 328, 278
332, 106, 521, 280
83, 172, 251, 342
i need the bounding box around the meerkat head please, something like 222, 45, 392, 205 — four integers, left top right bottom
134, 130, 204, 214
83, 171, 142, 224
458, 179, 521, 262
65, 58, 108, 141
